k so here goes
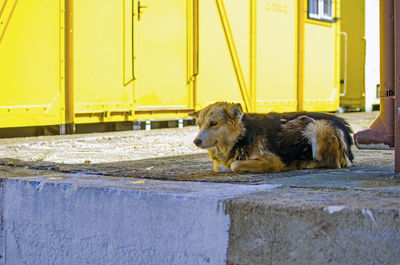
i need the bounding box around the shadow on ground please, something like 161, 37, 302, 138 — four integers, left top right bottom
0, 148, 398, 188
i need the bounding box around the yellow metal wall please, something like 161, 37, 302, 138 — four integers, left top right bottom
0, 0, 342, 131
0, 0, 64, 127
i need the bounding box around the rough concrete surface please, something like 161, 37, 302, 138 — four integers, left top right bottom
0, 111, 399, 265
226, 188, 400, 265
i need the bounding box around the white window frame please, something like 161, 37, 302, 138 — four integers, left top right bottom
308, 0, 334, 22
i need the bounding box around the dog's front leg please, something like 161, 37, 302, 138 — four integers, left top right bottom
230, 154, 285, 173
213, 162, 233, 173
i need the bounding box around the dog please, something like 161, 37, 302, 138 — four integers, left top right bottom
189, 102, 354, 173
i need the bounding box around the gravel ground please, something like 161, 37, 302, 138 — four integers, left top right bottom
0, 127, 203, 164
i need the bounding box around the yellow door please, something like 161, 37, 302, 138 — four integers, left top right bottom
302, 0, 341, 111
133, 0, 192, 111
73, 0, 135, 123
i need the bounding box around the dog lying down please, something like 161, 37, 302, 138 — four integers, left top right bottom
189, 102, 354, 174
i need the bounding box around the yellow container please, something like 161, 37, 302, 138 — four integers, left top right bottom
0, 0, 342, 131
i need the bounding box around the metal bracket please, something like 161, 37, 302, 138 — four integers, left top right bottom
137, 0, 148, 21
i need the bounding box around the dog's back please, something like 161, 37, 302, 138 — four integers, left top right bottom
238, 111, 354, 169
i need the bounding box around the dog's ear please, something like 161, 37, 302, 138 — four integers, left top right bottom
224, 103, 243, 120
188, 110, 200, 120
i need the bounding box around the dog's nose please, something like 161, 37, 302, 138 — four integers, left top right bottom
194, 138, 202, 147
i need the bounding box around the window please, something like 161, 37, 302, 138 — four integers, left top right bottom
308, 0, 333, 22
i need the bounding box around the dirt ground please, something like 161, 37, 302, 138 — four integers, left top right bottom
0, 111, 396, 184
0, 111, 383, 164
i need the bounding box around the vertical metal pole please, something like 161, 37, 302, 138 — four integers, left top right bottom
65, 0, 75, 134
395, 0, 400, 176
249, 0, 257, 112
297, 0, 305, 112
192, 0, 199, 109
378, 0, 395, 138
193, 0, 199, 76
353, 0, 394, 149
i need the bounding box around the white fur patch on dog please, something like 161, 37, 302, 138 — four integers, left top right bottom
214, 163, 233, 173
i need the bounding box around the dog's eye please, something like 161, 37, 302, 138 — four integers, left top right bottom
209, 121, 218, 127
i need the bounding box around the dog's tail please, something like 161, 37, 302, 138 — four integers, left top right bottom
303, 119, 352, 168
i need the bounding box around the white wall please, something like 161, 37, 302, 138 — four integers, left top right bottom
364, 0, 380, 112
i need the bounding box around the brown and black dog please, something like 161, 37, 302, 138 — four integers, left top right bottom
189, 102, 354, 173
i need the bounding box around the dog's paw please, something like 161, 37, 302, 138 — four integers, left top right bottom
214, 163, 232, 173
230, 161, 243, 173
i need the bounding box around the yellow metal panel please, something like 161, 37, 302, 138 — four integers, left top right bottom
257, 0, 298, 113
0, 0, 64, 127
133, 0, 191, 110
340, 0, 365, 110
196, 0, 244, 108
303, 24, 338, 111
197, 0, 339, 113
214, 0, 251, 112
73, 0, 134, 124
303, 0, 340, 112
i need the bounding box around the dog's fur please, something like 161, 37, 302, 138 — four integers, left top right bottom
189, 102, 354, 173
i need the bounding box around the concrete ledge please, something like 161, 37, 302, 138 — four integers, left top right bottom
0, 164, 400, 264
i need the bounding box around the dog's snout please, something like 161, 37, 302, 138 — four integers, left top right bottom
194, 138, 202, 147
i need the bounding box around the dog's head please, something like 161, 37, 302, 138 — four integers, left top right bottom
189, 102, 244, 149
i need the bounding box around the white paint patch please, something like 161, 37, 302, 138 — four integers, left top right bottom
362, 208, 378, 227
324, 205, 347, 214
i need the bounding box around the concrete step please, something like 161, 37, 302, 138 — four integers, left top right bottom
1, 163, 400, 265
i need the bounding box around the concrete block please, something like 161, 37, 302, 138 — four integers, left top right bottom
0, 176, 277, 265
226, 188, 400, 265
3, 181, 225, 264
